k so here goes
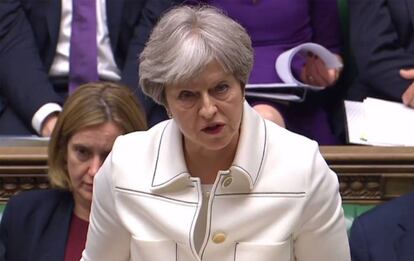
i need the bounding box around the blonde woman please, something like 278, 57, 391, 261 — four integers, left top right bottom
0, 82, 147, 261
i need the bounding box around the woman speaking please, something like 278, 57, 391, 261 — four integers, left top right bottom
82, 5, 350, 261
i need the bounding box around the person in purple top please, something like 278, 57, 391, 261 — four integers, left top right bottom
189, 0, 343, 145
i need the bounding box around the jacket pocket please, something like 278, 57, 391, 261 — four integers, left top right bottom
130, 237, 177, 261
235, 240, 291, 261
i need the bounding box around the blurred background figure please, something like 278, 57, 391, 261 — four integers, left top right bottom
0, 0, 180, 136
349, 191, 414, 261
347, 0, 414, 108
0, 82, 147, 261
188, 0, 344, 145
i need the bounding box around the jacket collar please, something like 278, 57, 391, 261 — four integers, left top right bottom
151, 102, 267, 193
150, 119, 192, 192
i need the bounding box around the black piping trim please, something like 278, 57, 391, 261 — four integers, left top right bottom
254, 118, 267, 185
151, 122, 169, 187
115, 186, 198, 205
234, 242, 239, 261
188, 180, 200, 260
230, 117, 267, 187
200, 182, 219, 259
215, 192, 306, 197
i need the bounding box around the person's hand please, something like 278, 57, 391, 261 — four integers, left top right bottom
399, 69, 414, 107
40, 113, 58, 137
301, 53, 342, 88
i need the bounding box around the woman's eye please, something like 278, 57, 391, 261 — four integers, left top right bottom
178, 90, 196, 100
214, 84, 229, 94
75, 146, 91, 161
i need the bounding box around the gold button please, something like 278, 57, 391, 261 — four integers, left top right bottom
212, 232, 226, 244
222, 176, 233, 188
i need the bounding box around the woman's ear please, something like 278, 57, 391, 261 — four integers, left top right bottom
166, 109, 172, 119
164, 105, 172, 119
163, 89, 172, 118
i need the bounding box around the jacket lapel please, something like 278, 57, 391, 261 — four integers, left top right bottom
394, 205, 414, 261
46, 0, 60, 54
31, 194, 74, 261
106, 0, 125, 50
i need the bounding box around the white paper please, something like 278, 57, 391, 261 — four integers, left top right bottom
245, 83, 307, 101
246, 83, 302, 89
245, 91, 303, 102
344, 100, 369, 145
363, 98, 414, 146
275, 42, 343, 90
344, 98, 414, 146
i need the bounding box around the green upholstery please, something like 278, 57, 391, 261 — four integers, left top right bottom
342, 203, 376, 234
0, 204, 5, 220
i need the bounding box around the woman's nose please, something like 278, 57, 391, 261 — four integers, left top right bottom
199, 94, 217, 119
88, 156, 103, 177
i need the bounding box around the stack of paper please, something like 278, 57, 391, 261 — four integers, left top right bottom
344, 97, 414, 146
245, 42, 343, 102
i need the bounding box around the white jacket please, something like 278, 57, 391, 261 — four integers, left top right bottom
82, 103, 350, 261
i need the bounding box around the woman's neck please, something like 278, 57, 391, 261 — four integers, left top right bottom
183, 136, 239, 184
73, 196, 91, 222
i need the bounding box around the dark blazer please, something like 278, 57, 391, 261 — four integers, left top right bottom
0, 0, 175, 134
349, 192, 414, 261
347, 0, 414, 102
0, 189, 74, 261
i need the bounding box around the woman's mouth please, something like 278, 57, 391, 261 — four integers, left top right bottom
202, 124, 224, 134
84, 183, 93, 192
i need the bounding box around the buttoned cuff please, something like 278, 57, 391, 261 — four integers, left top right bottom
32, 103, 62, 135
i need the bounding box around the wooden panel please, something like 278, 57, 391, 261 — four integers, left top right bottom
0, 145, 48, 203
320, 146, 414, 163
320, 146, 414, 203
0, 141, 413, 204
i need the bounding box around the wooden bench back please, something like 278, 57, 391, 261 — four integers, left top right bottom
1, 141, 413, 204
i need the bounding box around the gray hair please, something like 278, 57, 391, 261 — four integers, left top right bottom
139, 5, 253, 106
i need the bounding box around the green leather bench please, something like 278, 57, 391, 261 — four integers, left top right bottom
342, 203, 376, 234
0, 204, 5, 220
